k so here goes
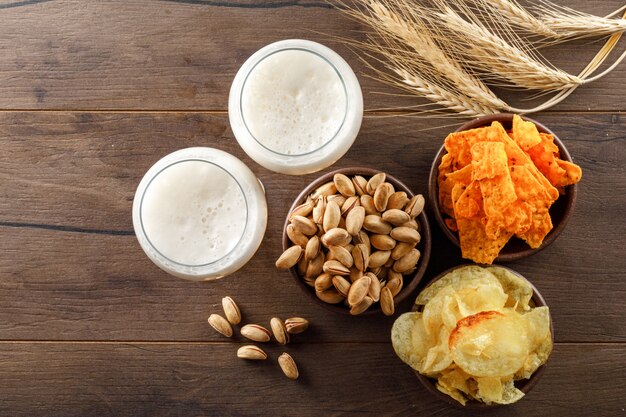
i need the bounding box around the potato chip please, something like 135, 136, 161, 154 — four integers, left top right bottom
512, 114, 541, 151
422, 326, 453, 375
415, 265, 499, 305
516, 306, 552, 379
486, 266, 533, 311
449, 311, 529, 378
436, 381, 468, 406
470, 141, 509, 180
499, 380, 525, 405
391, 312, 433, 373
475, 376, 504, 404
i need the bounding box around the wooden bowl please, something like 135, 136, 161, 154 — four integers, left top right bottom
428, 113, 578, 262
282, 167, 432, 316
411, 264, 554, 408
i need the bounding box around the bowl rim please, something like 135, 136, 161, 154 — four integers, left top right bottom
410, 263, 554, 408
282, 166, 432, 316
427, 113, 578, 262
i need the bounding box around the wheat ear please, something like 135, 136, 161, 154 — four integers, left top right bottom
434, 5, 582, 91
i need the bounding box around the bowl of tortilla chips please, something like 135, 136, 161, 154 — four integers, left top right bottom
428, 114, 581, 264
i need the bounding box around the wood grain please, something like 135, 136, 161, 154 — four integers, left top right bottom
0, 0, 624, 111
0, 342, 623, 417
0, 112, 624, 342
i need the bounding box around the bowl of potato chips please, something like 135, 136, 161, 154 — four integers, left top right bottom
391, 264, 553, 407
429, 113, 581, 264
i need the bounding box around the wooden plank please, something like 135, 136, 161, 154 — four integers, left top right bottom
0, 113, 624, 342
0, 342, 623, 416
0, 0, 624, 111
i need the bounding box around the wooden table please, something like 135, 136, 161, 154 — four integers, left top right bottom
1, 1, 624, 415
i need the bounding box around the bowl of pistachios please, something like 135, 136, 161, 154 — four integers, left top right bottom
276, 167, 432, 316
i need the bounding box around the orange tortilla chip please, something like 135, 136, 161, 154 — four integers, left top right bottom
445, 218, 458, 232
518, 211, 553, 249
484, 201, 532, 240
509, 165, 554, 248
490, 122, 559, 202
526, 136, 567, 187
457, 217, 511, 265
555, 160, 582, 187
446, 163, 473, 186
512, 114, 542, 151
471, 142, 509, 180
539, 132, 559, 154
454, 181, 482, 219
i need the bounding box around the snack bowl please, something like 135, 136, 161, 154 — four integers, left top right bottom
428, 113, 578, 262
282, 167, 432, 315
410, 264, 554, 408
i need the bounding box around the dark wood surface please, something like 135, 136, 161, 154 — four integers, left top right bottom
0, 1, 624, 416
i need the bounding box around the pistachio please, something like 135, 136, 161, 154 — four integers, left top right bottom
285, 317, 309, 334
368, 250, 391, 268
352, 230, 371, 249
393, 249, 421, 273
328, 245, 353, 268
311, 181, 337, 200
237, 345, 267, 361
291, 215, 318, 236
323, 200, 341, 232
221, 296, 241, 325
287, 224, 309, 248
349, 267, 364, 283
352, 175, 368, 196
341, 196, 360, 216
387, 191, 409, 210
401, 219, 420, 231
391, 242, 416, 260
323, 260, 351, 276
303, 276, 316, 287
350, 296, 373, 315
377, 266, 390, 279
380, 287, 395, 316
332, 275, 352, 298
208, 314, 233, 337
368, 276, 382, 302
366, 172, 386, 195
360, 195, 379, 215
363, 215, 392, 234
369, 266, 383, 278
345, 206, 365, 236
373, 182, 393, 211
270, 317, 290, 345
325, 250, 336, 262
405, 194, 425, 218
241, 324, 271, 342
334, 173, 356, 197
316, 288, 344, 304
297, 255, 308, 275
275, 246, 303, 269
390, 227, 421, 244
312, 196, 327, 225
278, 352, 299, 380
347, 275, 372, 306
352, 243, 370, 271
370, 234, 397, 251
384, 256, 395, 268
314, 273, 333, 292
289, 200, 314, 220
382, 209, 411, 226
321, 228, 351, 247
305, 253, 324, 278
386, 271, 404, 296
305, 235, 321, 261
327, 193, 346, 206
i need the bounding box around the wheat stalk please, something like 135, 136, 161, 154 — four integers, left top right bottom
334, 0, 625, 116
434, 5, 583, 91
342, 0, 509, 115
536, 0, 626, 40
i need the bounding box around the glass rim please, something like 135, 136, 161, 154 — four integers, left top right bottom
138, 158, 249, 269
238, 46, 349, 158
